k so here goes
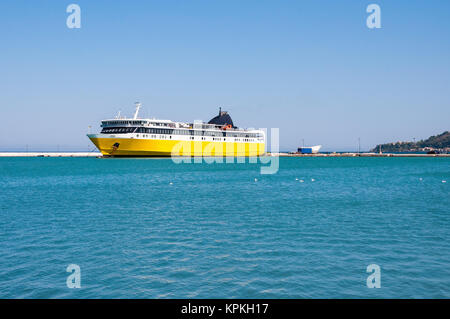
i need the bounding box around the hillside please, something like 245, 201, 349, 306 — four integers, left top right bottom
371, 131, 450, 153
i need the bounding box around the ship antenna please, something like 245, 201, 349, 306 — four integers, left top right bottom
133, 102, 141, 119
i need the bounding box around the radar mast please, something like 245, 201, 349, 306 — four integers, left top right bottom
133, 102, 141, 119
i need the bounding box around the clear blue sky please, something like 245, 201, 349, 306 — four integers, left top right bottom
1, 0, 449, 151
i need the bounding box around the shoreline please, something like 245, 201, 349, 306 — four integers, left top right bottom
268, 152, 450, 157
0, 152, 102, 157
0, 152, 449, 158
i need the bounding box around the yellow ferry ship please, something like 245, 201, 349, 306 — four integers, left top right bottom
87, 103, 265, 157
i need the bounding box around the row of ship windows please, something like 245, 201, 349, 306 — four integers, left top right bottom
133, 134, 256, 142
103, 121, 170, 127
101, 127, 262, 138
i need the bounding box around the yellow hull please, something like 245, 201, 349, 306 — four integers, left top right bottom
88, 136, 265, 157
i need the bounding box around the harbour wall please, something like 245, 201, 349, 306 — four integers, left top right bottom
268, 152, 450, 157
0, 152, 102, 157
0, 152, 449, 158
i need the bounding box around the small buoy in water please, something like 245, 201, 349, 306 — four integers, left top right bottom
443, 180, 447, 183
311, 178, 315, 182
169, 182, 173, 185
299, 180, 304, 183
295, 178, 298, 181
419, 178, 423, 181
254, 178, 258, 182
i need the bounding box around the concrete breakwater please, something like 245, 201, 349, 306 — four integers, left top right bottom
268, 152, 450, 157
0, 152, 102, 157
0, 152, 449, 158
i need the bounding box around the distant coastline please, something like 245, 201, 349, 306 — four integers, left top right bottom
371, 131, 450, 154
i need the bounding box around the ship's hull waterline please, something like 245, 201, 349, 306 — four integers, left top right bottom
88, 135, 265, 157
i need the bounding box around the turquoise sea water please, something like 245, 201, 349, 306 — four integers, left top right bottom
0, 157, 449, 298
